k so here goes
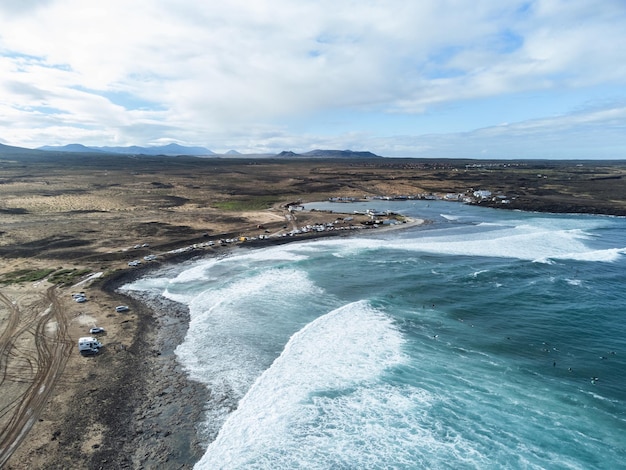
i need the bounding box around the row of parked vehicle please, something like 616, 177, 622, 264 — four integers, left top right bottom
128, 254, 158, 267
72, 292, 129, 313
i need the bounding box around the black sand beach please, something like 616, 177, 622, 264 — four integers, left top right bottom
85, 219, 421, 469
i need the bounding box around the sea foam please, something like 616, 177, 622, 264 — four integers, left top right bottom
195, 301, 410, 469
302, 220, 618, 263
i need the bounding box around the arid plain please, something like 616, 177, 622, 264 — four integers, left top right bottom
1, 150, 625, 468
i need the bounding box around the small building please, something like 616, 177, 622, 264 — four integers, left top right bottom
473, 190, 492, 199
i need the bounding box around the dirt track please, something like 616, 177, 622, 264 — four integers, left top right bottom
0, 287, 73, 467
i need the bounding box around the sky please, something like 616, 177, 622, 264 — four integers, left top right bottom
1, 0, 626, 159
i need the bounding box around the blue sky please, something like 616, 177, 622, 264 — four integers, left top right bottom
1, 0, 625, 158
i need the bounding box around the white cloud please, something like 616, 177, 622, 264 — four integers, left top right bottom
0, 0, 625, 157
370, 103, 626, 159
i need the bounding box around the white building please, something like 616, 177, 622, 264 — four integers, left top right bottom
473, 190, 492, 199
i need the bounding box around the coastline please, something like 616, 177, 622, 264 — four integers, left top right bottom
99, 265, 210, 469
0, 209, 420, 468
93, 215, 423, 468
1, 154, 624, 468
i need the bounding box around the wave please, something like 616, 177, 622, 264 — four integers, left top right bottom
546, 247, 626, 263
440, 213, 462, 221
176, 267, 325, 386
195, 300, 410, 469
173, 247, 308, 282
119, 203, 626, 469
296, 221, 624, 263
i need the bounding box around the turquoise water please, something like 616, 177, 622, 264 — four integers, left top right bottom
124, 200, 626, 469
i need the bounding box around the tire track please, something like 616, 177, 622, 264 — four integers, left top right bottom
0, 291, 21, 384
0, 287, 74, 467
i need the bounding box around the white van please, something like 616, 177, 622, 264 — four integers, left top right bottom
78, 336, 102, 355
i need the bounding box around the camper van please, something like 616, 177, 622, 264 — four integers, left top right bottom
78, 337, 102, 355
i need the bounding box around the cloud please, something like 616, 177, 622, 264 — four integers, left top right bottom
369, 103, 626, 159
0, 0, 52, 15
0, 0, 625, 157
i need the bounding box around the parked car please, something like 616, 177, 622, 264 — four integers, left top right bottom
89, 327, 105, 334
115, 305, 130, 312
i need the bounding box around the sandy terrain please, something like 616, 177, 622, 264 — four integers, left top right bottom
1, 153, 624, 468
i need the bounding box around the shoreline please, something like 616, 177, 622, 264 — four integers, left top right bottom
94, 248, 235, 468
95, 215, 423, 468
1, 213, 421, 468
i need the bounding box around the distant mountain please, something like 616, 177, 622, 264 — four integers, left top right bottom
97, 143, 215, 156
38, 143, 215, 156
8, 143, 381, 158
275, 149, 382, 158
303, 149, 382, 158
276, 150, 299, 157
0, 142, 39, 154
0, 143, 64, 162
38, 144, 107, 153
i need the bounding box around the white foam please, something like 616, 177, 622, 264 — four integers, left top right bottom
401, 226, 590, 261
128, 247, 312, 305
168, 246, 308, 284
196, 301, 409, 469
550, 247, 626, 263
471, 269, 490, 278
176, 268, 325, 388
303, 220, 622, 263
170, 259, 219, 284
118, 276, 172, 294
232, 245, 310, 263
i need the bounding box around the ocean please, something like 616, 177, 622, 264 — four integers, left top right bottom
123, 200, 626, 469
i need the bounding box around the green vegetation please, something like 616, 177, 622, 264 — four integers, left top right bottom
212, 196, 279, 211
0, 268, 56, 284
48, 268, 92, 286
0, 267, 91, 285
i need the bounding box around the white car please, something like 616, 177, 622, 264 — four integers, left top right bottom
115, 305, 130, 312
89, 327, 105, 334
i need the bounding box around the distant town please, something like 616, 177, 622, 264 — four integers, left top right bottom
328, 189, 509, 205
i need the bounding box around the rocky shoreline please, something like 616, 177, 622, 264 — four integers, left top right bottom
82, 218, 423, 469
89, 258, 210, 469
